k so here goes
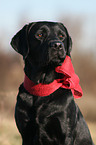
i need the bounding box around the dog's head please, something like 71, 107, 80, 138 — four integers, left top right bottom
11, 21, 72, 84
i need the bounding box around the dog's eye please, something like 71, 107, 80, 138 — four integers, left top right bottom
35, 32, 44, 39
58, 30, 66, 40
35, 29, 47, 40
38, 33, 43, 38
59, 34, 63, 38
58, 34, 64, 39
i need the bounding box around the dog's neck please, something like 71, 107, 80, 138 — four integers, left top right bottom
23, 56, 83, 99
24, 58, 58, 84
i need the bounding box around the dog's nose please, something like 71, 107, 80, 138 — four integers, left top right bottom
49, 41, 64, 50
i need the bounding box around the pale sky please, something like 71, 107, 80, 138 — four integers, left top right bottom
0, 0, 96, 52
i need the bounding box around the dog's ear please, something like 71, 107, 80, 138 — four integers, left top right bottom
10, 25, 29, 58
10, 23, 35, 59
67, 35, 72, 57
64, 26, 72, 57
59, 23, 72, 57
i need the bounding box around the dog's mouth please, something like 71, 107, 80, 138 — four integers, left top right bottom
49, 56, 65, 67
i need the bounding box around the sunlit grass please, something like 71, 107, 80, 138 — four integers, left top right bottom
0, 117, 21, 145
87, 122, 96, 144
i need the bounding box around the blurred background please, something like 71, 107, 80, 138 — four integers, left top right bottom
0, 0, 96, 144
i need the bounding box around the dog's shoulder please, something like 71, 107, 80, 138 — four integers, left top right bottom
16, 84, 36, 108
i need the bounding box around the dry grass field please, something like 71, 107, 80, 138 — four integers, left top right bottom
0, 91, 22, 145
0, 116, 21, 145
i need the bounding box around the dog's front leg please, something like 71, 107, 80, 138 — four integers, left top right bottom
15, 85, 36, 145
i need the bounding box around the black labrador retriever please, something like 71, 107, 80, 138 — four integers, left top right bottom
11, 21, 94, 145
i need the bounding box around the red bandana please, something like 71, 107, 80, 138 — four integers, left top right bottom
24, 56, 83, 99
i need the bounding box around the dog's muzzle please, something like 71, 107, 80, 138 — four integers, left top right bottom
48, 40, 66, 65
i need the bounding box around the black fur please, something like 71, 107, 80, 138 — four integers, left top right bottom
11, 21, 94, 145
